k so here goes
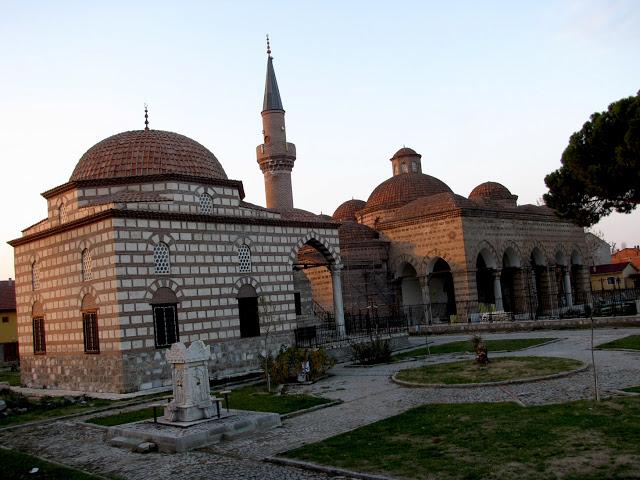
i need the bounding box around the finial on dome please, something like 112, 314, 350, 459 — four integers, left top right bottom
144, 103, 149, 131
266, 34, 272, 58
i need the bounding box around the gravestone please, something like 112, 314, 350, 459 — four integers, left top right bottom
165, 341, 216, 422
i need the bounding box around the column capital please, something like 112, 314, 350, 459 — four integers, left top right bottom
329, 263, 344, 273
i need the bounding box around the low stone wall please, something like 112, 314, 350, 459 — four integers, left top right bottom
424, 315, 640, 335
20, 352, 125, 393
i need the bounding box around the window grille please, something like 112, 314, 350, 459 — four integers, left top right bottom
59, 203, 67, 223
82, 311, 100, 353
199, 193, 213, 215
238, 244, 252, 273
82, 249, 93, 281
154, 243, 170, 274
31, 262, 39, 290
32, 317, 46, 354
412, 161, 418, 172
153, 304, 179, 348
401, 163, 408, 173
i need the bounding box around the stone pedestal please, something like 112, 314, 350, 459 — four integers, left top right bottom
165, 341, 215, 423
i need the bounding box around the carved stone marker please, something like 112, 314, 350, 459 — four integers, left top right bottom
165, 341, 215, 422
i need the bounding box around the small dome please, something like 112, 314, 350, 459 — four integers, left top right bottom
71, 130, 227, 182
394, 192, 476, 220
333, 199, 366, 221
339, 222, 379, 244
363, 173, 453, 213
469, 182, 514, 201
391, 147, 419, 159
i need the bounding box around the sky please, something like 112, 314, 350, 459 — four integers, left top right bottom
0, 0, 639, 278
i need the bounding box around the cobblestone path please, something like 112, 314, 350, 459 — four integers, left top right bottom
1, 327, 638, 479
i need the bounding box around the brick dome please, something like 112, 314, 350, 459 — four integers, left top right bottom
391, 147, 419, 159
70, 130, 227, 182
468, 182, 514, 201
363, 173, 453, 213
333, 199, 366, 221
339, 221, 379, 244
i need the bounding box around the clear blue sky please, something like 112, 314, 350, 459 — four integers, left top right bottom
1, 0, 639, 278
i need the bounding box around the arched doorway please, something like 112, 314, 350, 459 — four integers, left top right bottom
429, 258, 456, 323
501, 247, 522, 315
237, 284, 260, 338
398, 262, 423, 326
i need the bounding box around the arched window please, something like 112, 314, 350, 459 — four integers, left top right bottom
31, 262, 39, 291
154, 243, 170, 274
237, 285, 260, 338
393, 165, 399, 175
150, 287, 179, 348
81, 294, 99, 354
32, 301, 45, 354
238, 244, 252, 273
199, 193, 213, 215
401, 163, 408, 173
81, 249, 92, 281
411, 161, 418, 172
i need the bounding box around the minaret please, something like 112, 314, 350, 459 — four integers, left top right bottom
256, 36, 296, 211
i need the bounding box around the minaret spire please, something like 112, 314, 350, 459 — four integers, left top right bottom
256, 36, 296, 211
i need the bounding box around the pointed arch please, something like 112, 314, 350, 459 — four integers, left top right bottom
288, 231, 342, 267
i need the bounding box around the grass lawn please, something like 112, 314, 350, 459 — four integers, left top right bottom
0, 369, 21, 386
214, 383, 331, 414
87, 383, 331, 425
393, 338, 555, 362
624, 386, 640, 393
395, 356, 584, 385
0, 448, 107, 479
597, 335, 640, 351
283, 397, 640, 480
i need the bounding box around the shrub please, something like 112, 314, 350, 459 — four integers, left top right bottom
351, 337, 392, 365
265, 346, 334, 385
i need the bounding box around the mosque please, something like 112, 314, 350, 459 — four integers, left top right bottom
10, 44, 589, 393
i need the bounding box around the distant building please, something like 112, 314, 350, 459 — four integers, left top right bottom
590, 263, 640, 291
612, 246, 640, 269
0, 279, 18, 364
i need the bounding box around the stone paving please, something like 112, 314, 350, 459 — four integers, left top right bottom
1, 327, 639, 479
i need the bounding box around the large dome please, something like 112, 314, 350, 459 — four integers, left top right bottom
363, 173, 453, 213
70, 130, 227, 182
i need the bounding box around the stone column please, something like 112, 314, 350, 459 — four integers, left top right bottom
330, 265, 346, 336
563, 269, 573, 308
419, 275, 432, 325
493, 270, 504, 311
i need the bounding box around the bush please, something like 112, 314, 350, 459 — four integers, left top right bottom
351, 337, 392, 365
264, 346, 334, 385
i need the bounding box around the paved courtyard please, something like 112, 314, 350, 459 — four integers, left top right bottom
1, 327, 639, 479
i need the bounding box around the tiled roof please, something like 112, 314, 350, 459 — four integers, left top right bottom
391, 147, 419, 159
0, 280, 16, 311
364, 173, 453, 213
70, 130, 227, 182
333, 199, 366, 221
393, 192, 477, 220
590, 262, 636, 274
469, 182, 515, 201
339, 221, 379, 244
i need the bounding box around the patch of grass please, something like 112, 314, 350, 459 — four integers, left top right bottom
393, 338, 555, 362
0, 448, 105, 479
283, 397, 640, 480
213, 383, 330, 415
624, 386, 640, 393
0, 369, 21, 386
86, 406, 158, 426
597, 335, 640, 351
395, 356, 584, 385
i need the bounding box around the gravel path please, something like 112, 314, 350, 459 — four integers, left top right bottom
2, 327, 639, 479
